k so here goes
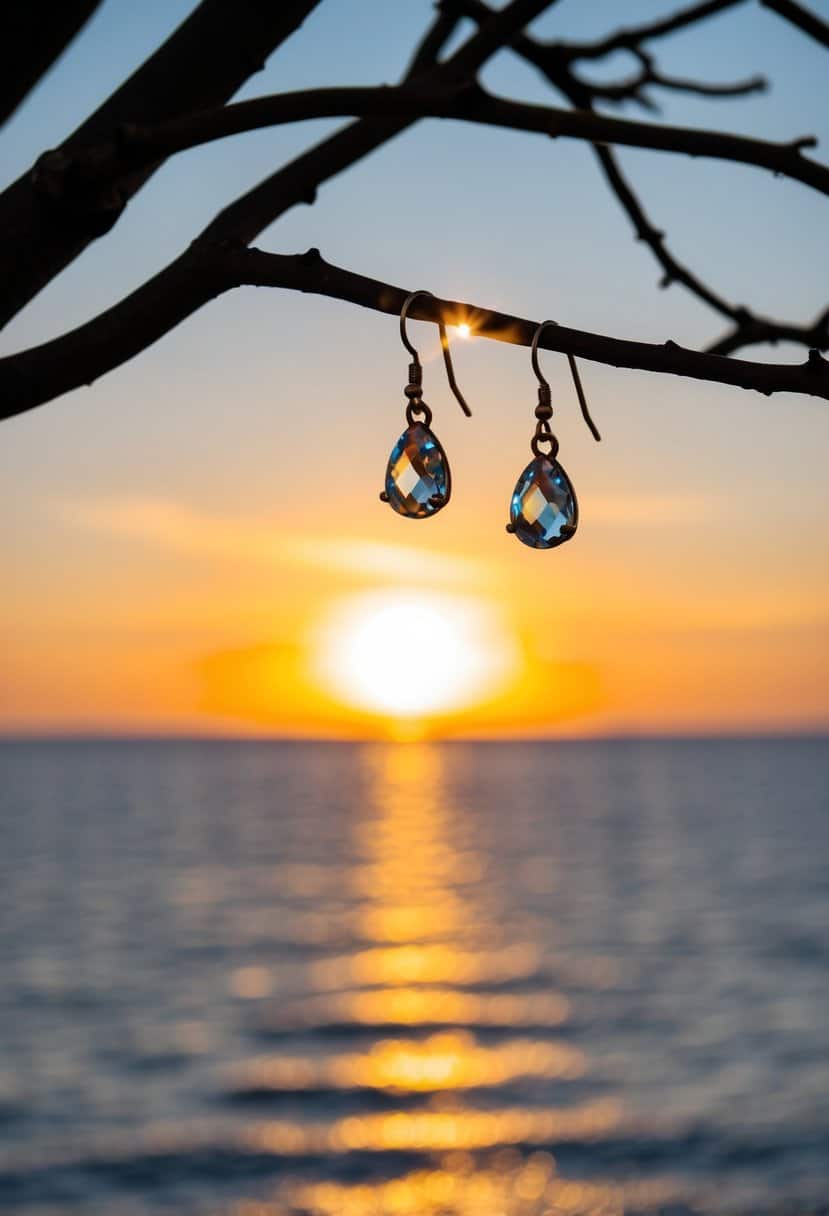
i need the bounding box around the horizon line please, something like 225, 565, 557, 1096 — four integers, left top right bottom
1, 730, 827, 745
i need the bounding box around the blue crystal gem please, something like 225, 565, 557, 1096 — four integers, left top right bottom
509, 455, 578, 549
384, 422, 450, 518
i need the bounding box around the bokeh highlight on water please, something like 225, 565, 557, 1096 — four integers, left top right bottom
0, 739, 827, 1214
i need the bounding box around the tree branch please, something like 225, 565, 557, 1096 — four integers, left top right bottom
583, 47, 766, 111
0, 1, 103, 127
707, 303, 829, 355
455, 0, 827, 357
54, 81, 829, 221
591, 143, 739, 319
761, 0, 829, 48
200, 0, 556, 247
551, 0, 749, 61
1, 242, 827, 423
0, 0, 324, 329
404, 8, 463, 77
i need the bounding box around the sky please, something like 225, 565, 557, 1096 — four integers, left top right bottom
1, 0, 827, 738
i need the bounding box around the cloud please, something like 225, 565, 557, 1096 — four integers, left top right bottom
59, 497, 492, 588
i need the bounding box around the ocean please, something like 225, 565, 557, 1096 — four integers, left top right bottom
0, 739, 827, 1214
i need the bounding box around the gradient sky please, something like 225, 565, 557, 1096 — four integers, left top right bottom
1, 0, 827, 737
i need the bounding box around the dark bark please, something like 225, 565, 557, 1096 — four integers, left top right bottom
761, 0, 829, 47
2, 244, 827, 423
0, 0, 826, 422
0, 1, 103, 126
0, 0, 323, 328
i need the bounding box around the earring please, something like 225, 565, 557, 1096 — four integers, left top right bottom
507, 320, 601, 549
381, 290, 471, 518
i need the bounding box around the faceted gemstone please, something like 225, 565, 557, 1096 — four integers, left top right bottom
509, 455, 578, 549
384, 422, 450, 518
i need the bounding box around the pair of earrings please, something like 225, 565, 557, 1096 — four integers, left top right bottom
381, 291, 601, 549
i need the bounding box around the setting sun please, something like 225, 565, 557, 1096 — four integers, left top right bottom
312, 590, 517, 720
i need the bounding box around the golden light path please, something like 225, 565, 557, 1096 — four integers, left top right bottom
312, 590, 518, 721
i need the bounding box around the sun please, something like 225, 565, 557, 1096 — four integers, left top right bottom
312, 590, 516, 720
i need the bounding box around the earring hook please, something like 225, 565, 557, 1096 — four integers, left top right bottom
531, 320, 601, 442
400, 290, 472, 417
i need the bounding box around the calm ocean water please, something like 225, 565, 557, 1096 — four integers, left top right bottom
0, 739, 827, 1215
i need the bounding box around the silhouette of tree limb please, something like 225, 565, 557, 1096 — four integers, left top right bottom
2, 243, 827, 423
202, 0, 554, 248
545, 0, 749, 61
579, 48, 766, 112
455, 0, 828, 359
0, 0, 325, 328
0, 1, 103, 127
761, 0, 829, 48
33, 84, 828, 229
0, 0, 827, 421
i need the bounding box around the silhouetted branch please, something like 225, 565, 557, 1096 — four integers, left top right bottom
551, 0, 748, 61
457, 0, 827, 358
761, 0, 829, 48
405, 8, 463, 77
48, 84, 828, 227
0, 0, 325, 328
2, 242, 827, 423
644, 69, 766, 100
707, 304, 829, 355
591, 144, 739, 320
587, 47, 766, 110
201, 0, 556, 247
1, 0, 827, 425
0, 1, 103, 126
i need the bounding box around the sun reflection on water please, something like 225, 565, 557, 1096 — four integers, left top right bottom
232, 743, 644, 1213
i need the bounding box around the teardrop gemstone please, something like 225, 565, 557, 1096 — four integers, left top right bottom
509, 455, 578, 549
384, 422, 450, 518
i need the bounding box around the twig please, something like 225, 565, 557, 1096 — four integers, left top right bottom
553, 0, 749, 61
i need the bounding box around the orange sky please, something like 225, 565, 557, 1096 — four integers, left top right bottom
3, 363, 827, 738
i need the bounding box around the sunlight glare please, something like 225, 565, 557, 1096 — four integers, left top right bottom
313, 590, 516, 720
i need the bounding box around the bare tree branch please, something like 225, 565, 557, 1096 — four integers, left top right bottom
2, 242, 826, 424
585, 47, 766, 111
48, 82, 829, 224
591, 144, 739, 320
761, 0, 829, 48
201, 0, 556, 247
456, 0, 827, 357
404, 8, 463, 77
707, 303, 829, 354
0, 1, 103, 127
550, 0, 749, 61
1, 0, 826, 426
642, 68, 766, 100
0, 0, 324, 329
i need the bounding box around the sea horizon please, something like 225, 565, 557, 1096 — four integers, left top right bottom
2, 729, 828, 742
